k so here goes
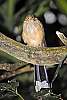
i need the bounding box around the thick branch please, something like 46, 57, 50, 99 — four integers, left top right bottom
0, 33, 67, 68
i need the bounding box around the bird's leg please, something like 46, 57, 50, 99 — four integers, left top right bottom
34, 64, 50, 92
44, 65, 49, 83
34, 64, 41, 92
36, 64, 41, 81
41, 65, 50, 90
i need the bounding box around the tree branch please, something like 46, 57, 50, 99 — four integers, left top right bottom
0, 33, 67, 69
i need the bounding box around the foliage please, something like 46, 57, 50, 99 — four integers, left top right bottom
0, 0, 67, 100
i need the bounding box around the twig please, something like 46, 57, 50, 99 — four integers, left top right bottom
0, 64, 34, 81
56, 31, 67, 46
0, 63, 26, 71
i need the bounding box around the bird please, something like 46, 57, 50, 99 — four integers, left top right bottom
22, 15, 48, 92
22, 15, 46, 47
